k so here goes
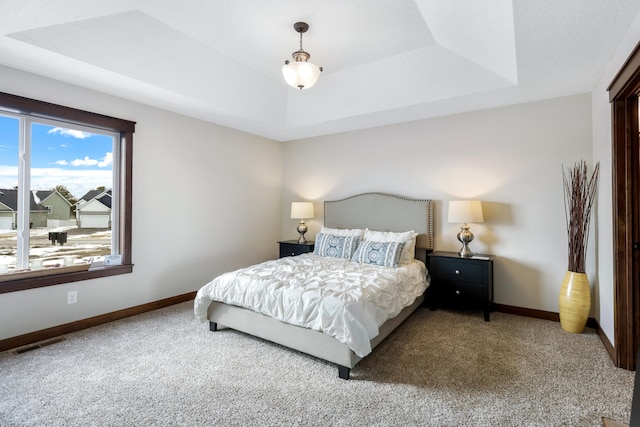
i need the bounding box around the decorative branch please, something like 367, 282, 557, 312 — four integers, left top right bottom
562, 161, 600, 273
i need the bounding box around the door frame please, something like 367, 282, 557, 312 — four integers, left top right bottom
609, 41, 640, 370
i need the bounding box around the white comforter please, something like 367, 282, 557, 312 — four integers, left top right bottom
194, 253, 428, 357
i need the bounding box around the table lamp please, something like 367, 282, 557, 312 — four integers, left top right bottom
291, 202, 314, 243
448, 200, 484, 257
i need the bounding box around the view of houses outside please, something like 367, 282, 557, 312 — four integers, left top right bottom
0, 116, 115, 272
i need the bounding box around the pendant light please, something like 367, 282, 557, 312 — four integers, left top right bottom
282, 22, 323, 90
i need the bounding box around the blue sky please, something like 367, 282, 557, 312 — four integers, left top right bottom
0, 115, 113, 198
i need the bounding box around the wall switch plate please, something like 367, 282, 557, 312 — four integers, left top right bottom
67, 291, 77, 304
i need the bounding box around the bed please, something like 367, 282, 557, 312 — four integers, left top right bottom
194, 192, 434, 379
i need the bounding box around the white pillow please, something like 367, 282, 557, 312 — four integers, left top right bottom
363, 229, 418, 265
320, 226, 364, 238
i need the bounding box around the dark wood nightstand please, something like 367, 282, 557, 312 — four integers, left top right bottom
428, 251, 495, 321
278, 240, 315, 258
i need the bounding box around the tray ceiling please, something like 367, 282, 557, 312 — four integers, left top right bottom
1, 0, 639, 141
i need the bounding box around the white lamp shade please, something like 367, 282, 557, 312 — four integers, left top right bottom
448, 201, 484, 224
282, 62, 321, 90
291, 202, 314, 219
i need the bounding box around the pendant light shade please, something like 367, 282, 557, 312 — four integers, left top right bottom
282, 22, 323, 90
282, 60, 322, 90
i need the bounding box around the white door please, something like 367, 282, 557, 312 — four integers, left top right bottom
81, 215, 109, 228
0, 216, 12, 230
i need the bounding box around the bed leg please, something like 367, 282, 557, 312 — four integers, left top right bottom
338, 365, 350, 380
209, 321, 218, 332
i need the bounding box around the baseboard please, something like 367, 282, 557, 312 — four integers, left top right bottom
494, 303, 561, 322
1, 297, 618, 364
494, 303, 615, 364
0, 291, 197, 352
597, 324, 616, 363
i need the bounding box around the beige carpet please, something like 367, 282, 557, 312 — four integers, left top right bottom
0, 302, 634, 426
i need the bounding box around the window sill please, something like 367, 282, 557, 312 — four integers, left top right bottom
0, 264, 133, 294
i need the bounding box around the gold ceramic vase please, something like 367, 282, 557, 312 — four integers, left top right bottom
558, 271, 591, 333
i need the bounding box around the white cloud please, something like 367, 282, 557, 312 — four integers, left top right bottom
55, 160, 68, 166
0, 165, 111, 198
70, 156, 99, 167
68, 152, 112, 168
30, 167, 111, 198
0, 165, 17, 175
98, 152, 112, 167
48, 127, 93, 139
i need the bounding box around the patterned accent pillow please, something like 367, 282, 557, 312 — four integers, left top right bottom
351, 241, 405, 268
363, 229, 418, 265
314, 233, 360, 259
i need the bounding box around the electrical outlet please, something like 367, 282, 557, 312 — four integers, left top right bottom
67, 291, 77, 305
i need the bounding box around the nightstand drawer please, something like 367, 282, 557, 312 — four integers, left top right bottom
278, 241, 315, 258
439, 281, 484, 301
432, 258, 483, 284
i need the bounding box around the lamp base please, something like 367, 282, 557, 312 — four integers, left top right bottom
457, 224, 475, 258
297, 220, 308, 244
458, 245, 474, 258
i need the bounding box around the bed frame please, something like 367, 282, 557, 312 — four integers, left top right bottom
207, 192, 434, 379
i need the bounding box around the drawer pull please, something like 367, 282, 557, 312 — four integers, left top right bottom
455, 269, 460, 275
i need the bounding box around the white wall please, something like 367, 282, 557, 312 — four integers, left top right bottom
592, 13, 640, 345
0, 65, 608, 343
0, 66, 283, 340
282, 94, 593, 314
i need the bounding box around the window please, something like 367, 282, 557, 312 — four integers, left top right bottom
0, 92, 135, 294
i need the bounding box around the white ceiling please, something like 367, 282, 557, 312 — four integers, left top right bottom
1, 0, 639, 141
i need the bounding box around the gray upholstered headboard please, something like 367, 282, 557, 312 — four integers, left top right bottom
324, 193, 434, 254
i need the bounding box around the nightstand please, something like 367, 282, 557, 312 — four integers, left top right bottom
278, 240, 315, 258
428, 251, 495, 321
